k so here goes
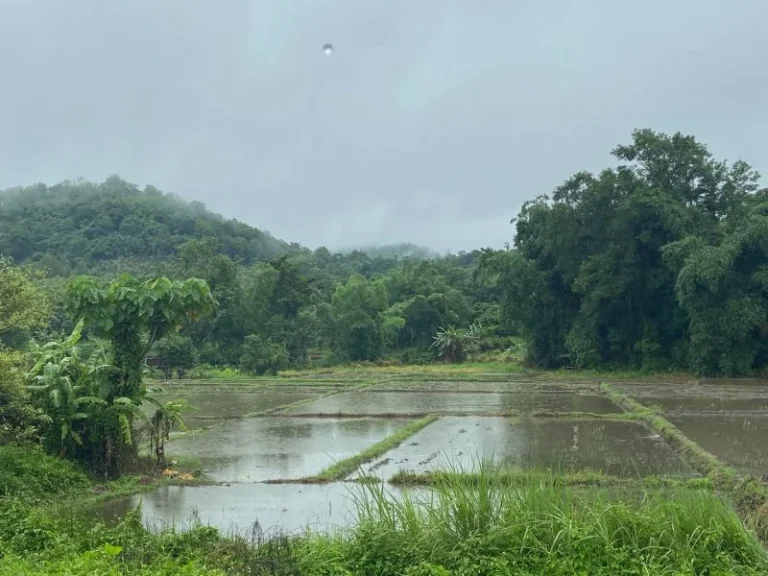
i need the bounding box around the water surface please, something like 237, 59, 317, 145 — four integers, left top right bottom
98, 483, 419, 535
670, 413, 768, 474
168, 417, 411, 482
146, 385, 322, 428
355, 416, 693, 479
286, 390, 619, 415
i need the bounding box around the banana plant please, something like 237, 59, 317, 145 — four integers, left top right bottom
142, 397, 197, 465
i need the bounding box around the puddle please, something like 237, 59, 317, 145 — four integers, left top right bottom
355, 417, 693, 479
145, 386, 323, 428
167, 417, 411, 482
96, 483, 420, 535
669, 413, 768, 474
285, 391, 619, 415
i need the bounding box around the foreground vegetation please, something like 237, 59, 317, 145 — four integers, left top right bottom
2, 444, 766, 576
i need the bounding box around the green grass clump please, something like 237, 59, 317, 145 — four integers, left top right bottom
314, 415, 438, 481
315, 477, 767, 575
0, 444, 89, 501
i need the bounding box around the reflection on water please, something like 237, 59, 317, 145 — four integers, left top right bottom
168, 417, 412, 482
670, 413, 768, 474
355, 417, 694, 479
287, 391, 620, 415
145, 386, 321, 429
98, 483, 420, 535
618, 381, 768, 413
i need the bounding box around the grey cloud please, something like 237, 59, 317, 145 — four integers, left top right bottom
1, 0, 766, 252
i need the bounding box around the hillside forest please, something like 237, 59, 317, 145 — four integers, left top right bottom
1, 128, 768, 386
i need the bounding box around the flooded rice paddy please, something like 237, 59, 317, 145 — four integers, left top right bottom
99, 376, 768, 533
100, 483, 418, 535
284, 389, 620, 415
352, 416, 692, 479
620, 380, 768, 474
167, 416, 412, 482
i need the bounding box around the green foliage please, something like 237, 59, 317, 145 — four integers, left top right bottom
432, 323, 482, 363
669, 200, 768, 375
0, 176, 293, 270
21, 274, 213, 476
0, 349, 44, 443
0, 444, 88, 500
152, 334, 199, 379
66, 274, 214, 402
0, 259, 52, 442
240, 334, 290, 375
491, 129, 764, 375
0, 258, 51, 346
326, 275, 389, 361
26, 322, 146, 474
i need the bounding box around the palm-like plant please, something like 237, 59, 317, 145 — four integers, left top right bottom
432, 323, 483, 364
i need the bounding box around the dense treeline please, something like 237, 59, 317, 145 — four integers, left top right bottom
483, 129, 768, 375
3, 129, 768, 376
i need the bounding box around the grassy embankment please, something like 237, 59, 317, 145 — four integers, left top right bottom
2, 442, 767, 575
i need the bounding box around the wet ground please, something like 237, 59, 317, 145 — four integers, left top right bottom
166, 416, 411, 482
352, 416, 692, 479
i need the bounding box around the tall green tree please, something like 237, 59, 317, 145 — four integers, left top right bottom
327, 275, 388, 361
502, 129, 760, 372
66, 275, 214, 403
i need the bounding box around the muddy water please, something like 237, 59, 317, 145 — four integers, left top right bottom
97, 483, 421, 535
146, 386, 323, 428
355, 417, 693, 479
167, 417, 411, 482
669, 414, 768, 474
285, 390, 619, 415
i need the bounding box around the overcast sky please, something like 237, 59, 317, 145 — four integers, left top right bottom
1, 1, 766, 252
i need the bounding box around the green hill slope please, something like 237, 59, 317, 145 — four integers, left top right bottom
0, 176, 295, 272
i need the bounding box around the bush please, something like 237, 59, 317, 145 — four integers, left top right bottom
0, 350, 44, 443
0, 444, 88, 501
240, 334, 289, 375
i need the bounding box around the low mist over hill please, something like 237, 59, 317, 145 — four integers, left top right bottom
342, 243, 442, 260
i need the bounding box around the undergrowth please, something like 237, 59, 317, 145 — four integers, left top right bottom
2, 444, 768, 575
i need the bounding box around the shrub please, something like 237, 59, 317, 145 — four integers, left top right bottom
0, 444, 88, 501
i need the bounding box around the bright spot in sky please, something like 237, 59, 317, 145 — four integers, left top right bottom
322, 43, 334, 56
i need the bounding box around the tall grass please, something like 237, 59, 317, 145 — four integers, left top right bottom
312, 470, 768, 575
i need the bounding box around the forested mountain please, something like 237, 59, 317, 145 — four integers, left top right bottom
3, 129, 768, 376
0, 176, 296, 274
